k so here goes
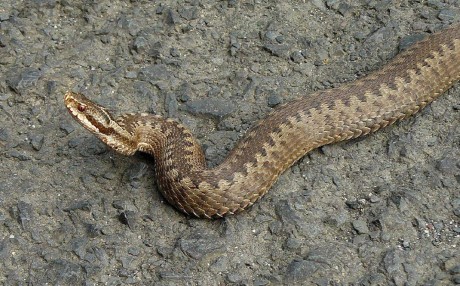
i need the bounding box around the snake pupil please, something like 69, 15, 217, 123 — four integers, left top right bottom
78, 104, 87, 112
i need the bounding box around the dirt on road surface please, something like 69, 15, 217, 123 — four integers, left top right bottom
0, 1, 459, 285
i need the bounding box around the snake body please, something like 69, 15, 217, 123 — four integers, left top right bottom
65, 24, 460, 218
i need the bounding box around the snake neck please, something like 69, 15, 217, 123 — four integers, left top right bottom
110, 114, 206, 168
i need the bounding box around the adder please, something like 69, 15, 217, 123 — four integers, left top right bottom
65, 24, 460, 218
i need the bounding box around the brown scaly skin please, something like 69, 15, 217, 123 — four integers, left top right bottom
65, 24, 460, 218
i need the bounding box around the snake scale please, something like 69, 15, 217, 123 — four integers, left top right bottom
65, 24, 460, 218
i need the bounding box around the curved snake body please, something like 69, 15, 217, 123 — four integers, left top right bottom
65, 24, 460, 218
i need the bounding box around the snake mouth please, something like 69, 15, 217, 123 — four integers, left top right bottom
64, 92, 79, 118
64, 91, 78, 104
64, 91, 81, 114
64, 91, 72, 102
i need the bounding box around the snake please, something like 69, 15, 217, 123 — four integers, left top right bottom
65, 24, 460, 219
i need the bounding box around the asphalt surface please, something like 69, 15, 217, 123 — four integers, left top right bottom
0, 1, 459, 285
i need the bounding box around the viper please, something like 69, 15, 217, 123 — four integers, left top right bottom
65, 24, 460, 218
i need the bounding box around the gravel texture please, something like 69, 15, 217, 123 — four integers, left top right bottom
1, 1, 459, 285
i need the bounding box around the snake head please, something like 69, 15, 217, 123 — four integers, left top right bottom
64, 91, 114, 137
64, 91, 138, 155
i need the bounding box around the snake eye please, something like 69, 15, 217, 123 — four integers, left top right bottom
77, 104, 87, 112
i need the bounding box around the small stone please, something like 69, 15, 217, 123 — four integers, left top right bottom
426, 0, 443, 9
267, 93, 281, 107
0, 11, 9, 21
269, 221, 283, 235
170, 47, 180, 57
383, 249, 404, 277
275, 200, 304, 228
6, 68, 43, 93
445, 258, 459, 272
118, 211, 136, 228
265, 31, 278, 41
275, 35, 284, 44
155, 5, 165, 14
290, 50, 304, 63
112, 200, 124, 210
433, 221, 444, 231
311, 0, 327, 11
44, 259, 83, 284
30, 134, 44, 151
79, 140, 106, 157
102, 172, 116, 180
399, 34, 426, 51
176, 83, 191, 103
454, 275, 460, 284
133, 36, 148, 53
227, 273, 243, 283
138, 64, 171, 82
353, 220, 369, 234
128, 247, 140, 256
358, 273, 387, 285
120, 255, 134, 269
369, 231, 380, 240
70, 237, 88, 259
64, 200, 92, 212
148, 41, 162, 59
46, 81, 57, 95
67, 137, 84, 149
227, 0, 237, 8
143, 239, 154, 247
345, 199, 360, 210
180, 231, 224, 260
157, 246, 173, 258
0, 239, 8, 260
401, 240, 410, 249
85, 224, 101, 238
285, 259, 317, 282
165, 9, 180, 25
125, 71, 137, 79
337, 3, 352, 16
7, 150, 31, 161
185, 98, 235, 118
438, 9, 456, 21
263, 44, 290, 59
80, 175, 95, 187
254, 277, 270, 286
230, 34, 241, 56
165, 93, 178, 118
60, 122, 75, 134
325, 0, 339, 9
0, 128, 9, 141
436, 156, 459, 176
17, 201, 33, 228
450, 265, 460, 274
454, 207, 460, 217
284, 237, 301, 250
369, 195, 380, 203
353, 234, 368, 244
178, 6, 199, 20
127, 162, 148, 184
